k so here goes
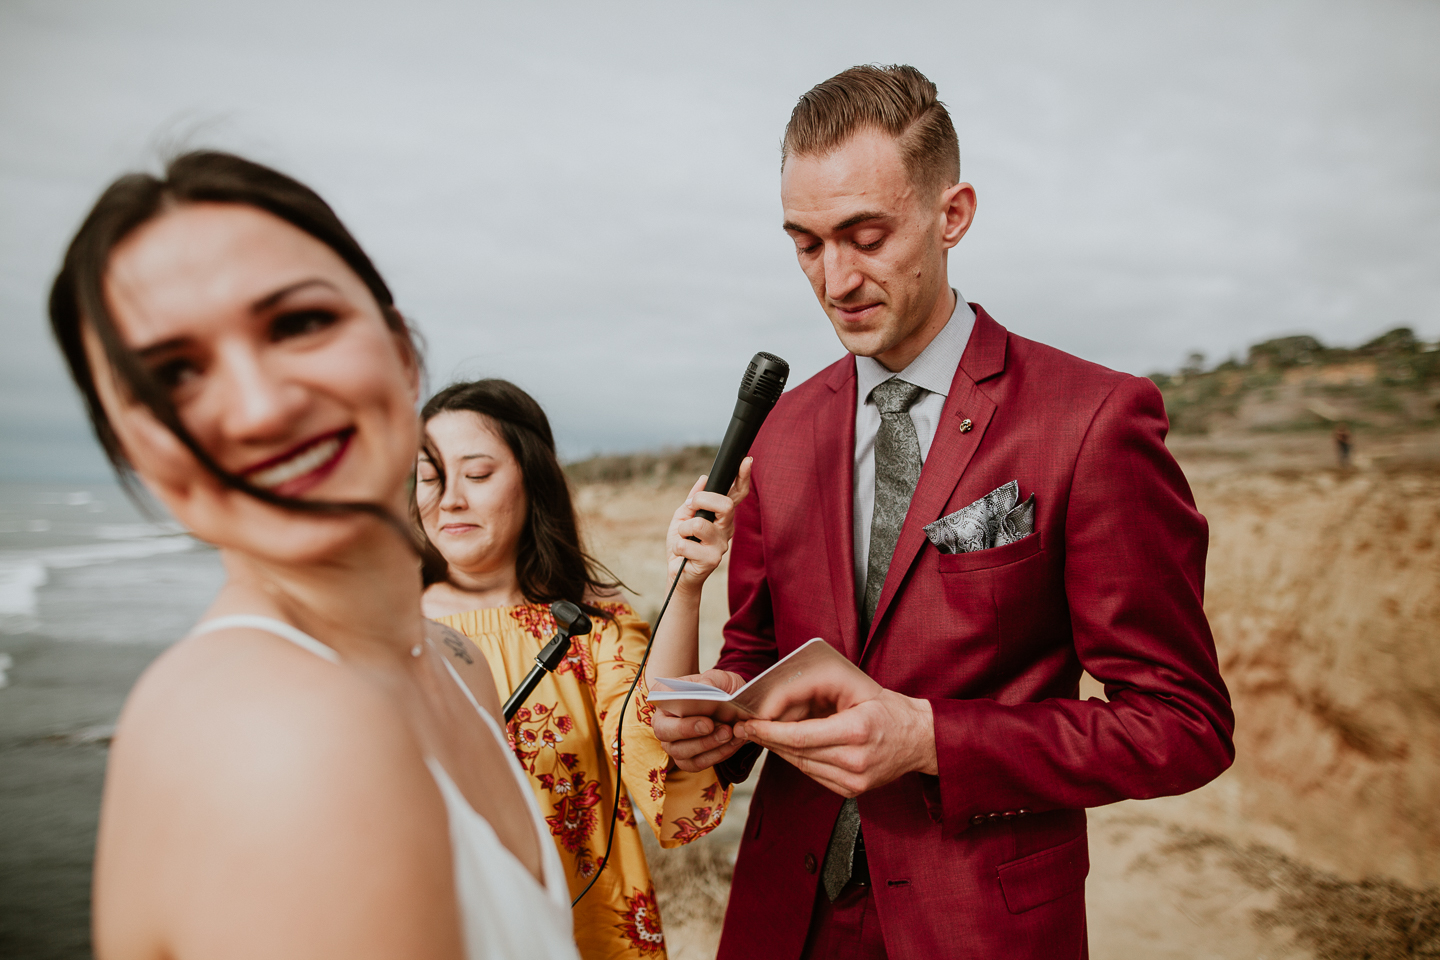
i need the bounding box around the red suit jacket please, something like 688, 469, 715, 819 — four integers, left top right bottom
714, 307, 1233, 959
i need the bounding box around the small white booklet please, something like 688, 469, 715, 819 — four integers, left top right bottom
648, 638, 882, 724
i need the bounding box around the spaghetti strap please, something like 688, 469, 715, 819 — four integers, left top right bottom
192, 614, 573, 956
189, 614, 341, 664
438, 655, 486, 715
431, 648, 562, 901
436, 655, 514, 747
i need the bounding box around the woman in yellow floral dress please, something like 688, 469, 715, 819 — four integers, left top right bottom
415, 379, 747, 960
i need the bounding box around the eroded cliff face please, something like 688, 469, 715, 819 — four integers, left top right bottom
1197, 469, 1440, 886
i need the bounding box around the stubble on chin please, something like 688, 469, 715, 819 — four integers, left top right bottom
827, 312, 892, 360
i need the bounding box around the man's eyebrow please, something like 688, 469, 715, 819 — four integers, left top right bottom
782, 212, 889, 235
834, 211, 888, 232
250, 278, 340, 314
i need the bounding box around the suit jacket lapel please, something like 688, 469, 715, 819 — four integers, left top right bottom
813, 360, 861, 662
861, 306, 1008, 661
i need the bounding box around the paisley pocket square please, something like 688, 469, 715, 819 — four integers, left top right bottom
924, 480, 1036, 555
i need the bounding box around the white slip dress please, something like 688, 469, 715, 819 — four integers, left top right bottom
191, 614, 579, 960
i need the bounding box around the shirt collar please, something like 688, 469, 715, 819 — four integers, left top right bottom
854, 290, 975, 404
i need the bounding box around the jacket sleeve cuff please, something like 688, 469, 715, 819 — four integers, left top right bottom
930, 698, 972, 837
930, 697, 1043, 839
715, 741, 764, 786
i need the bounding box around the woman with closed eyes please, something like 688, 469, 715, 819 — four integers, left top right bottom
413, 379, 748, 959
51, 151, 580, 960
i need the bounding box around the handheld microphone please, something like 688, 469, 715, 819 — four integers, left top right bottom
502, 600, 592, 722
694, 352, 790, 521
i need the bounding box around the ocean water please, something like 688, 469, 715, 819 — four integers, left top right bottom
0, 482, 224, 645
0, 482, 224, 959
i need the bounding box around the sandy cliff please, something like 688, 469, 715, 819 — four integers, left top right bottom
1195, 466, 1440, 887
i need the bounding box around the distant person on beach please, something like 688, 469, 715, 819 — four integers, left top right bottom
50, 152, 580, 960
1334, 422, 1353, 467
653, 64, 1234, 958
414, 378, 747, 960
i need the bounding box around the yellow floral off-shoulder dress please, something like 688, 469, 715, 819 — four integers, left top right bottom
434, 601, 731, 960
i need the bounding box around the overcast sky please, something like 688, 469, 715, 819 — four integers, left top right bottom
2, 0, 1437, 480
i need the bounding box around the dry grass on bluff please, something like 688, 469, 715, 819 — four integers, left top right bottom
1152, 327, 1440, 437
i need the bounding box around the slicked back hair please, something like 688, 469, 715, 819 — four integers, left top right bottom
782, 64, 960, 197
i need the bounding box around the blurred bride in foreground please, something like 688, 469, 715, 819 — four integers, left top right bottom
49, 151, 579, 960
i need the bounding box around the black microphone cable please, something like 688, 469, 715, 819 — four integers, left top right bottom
570, 556, 689, 907
569, 350, 788, 907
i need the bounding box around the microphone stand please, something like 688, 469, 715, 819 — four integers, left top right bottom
502, 600, 593, 723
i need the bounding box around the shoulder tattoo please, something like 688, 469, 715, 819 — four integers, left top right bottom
427, 622, 475, 665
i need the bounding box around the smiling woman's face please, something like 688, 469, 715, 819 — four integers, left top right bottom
415, 410, 528, 581
90, 202, 421, 563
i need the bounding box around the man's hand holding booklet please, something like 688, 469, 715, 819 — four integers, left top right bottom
647, 638, 882, 724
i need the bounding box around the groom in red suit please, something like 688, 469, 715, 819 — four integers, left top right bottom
654, 64, 1233, 959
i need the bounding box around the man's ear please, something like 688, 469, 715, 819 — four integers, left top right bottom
938, 182, 977, 250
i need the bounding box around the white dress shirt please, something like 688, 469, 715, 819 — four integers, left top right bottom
852, 293, 976, 599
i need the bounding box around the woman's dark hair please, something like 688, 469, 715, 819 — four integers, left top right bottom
416, 379, 624, 611
48, 150, 423, 527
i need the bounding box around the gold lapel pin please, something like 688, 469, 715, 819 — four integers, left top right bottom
959, 418, 973, 433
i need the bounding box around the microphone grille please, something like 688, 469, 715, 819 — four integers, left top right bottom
738, 352, 790, 407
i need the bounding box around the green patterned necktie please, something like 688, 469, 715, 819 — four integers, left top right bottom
822, 376, 926, 902
861, 377, 926, 627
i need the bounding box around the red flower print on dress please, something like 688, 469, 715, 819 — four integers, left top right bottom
508, 604, 556, 641
617, 792, 637, 828
634, 678, 657, 729
546, 772, 603, 858
647, 767, 665, 802
553, 635, 596, 686
608, 641, 638, 678
615, 886, 665, 955
667, 805, 719, 843
507, 702, 575, 776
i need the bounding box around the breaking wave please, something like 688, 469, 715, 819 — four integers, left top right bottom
0, 536, 197, 617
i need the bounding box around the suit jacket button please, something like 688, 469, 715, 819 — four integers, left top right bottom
970, 814, 986, 826
987, 812, 1003, 822
804, 853, 817, 874
1017, 808, 1031, 817
960, 418, 973, 433
1002, 811, 1017, 820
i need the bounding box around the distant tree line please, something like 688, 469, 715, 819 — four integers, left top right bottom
1150, 327, 1440, 435
564, 445, 720, 485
